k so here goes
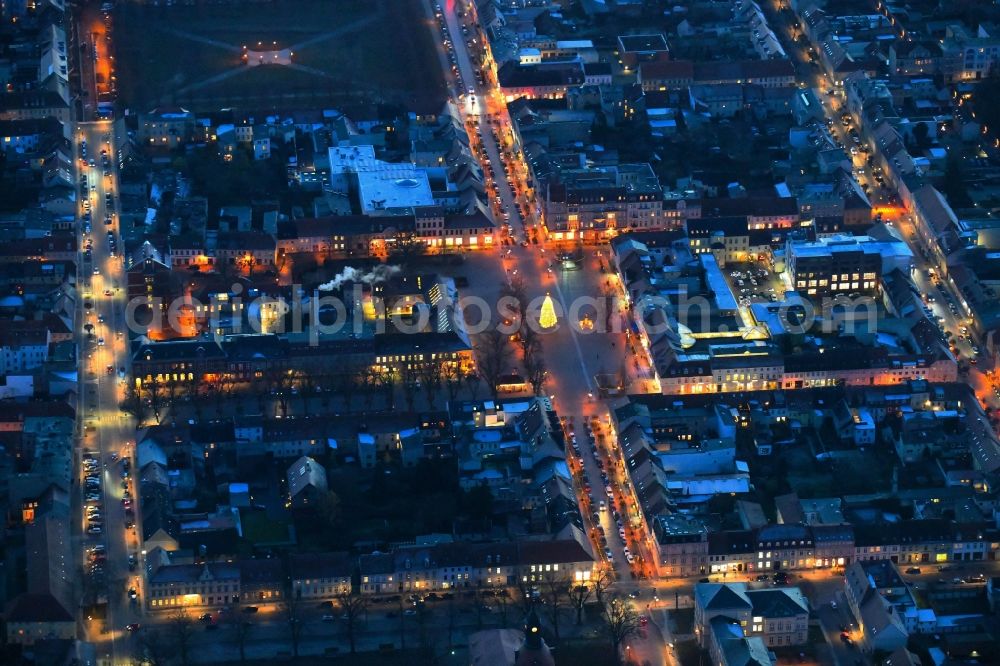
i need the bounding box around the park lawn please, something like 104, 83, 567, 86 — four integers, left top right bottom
114, 0, 444, 112
241, 510, 294, 547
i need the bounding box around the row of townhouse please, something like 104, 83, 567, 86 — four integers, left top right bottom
648, 518, 997, 578
148, 538, 595, 611
146, 552, 354, 611
130, 331, 474, 389
274, 209, 497, 259
638, 58, 797, 92
167, 230, 277, 270
358, 538, 596, 595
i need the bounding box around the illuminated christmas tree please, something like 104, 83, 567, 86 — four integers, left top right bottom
539, 293, 557, 329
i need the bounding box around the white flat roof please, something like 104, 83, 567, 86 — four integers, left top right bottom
358, 168, 434, 213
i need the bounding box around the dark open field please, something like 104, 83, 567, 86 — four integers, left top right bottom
115, 0, 446, 114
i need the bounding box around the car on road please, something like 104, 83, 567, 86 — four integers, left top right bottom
242, 606, 258, 613
126, 623, 140, 632
97, 337, 105, 346
87, 526, 102, 534
905, 567, 921, 574
128, 588, 138, 600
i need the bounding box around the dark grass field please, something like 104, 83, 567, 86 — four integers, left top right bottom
115, 0, 446, 114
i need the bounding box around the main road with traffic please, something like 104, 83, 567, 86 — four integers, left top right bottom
75, 119, 143, 666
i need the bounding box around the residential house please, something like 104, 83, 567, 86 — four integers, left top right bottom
287, 456, 328, 508
0, 324, 50, 374
290, 552, 354, 599
215, 231, 276, 272
695, 582, 809, 649
239, 558, 284, 606
844, 560, 910, 654
497, 61, 585, 101
704, 616, 773, 666
653, 514, 710, 577
4, 594, 75, 645
358, 538, 594, 595
138, 107, 196, 148
146, 562, 241, 611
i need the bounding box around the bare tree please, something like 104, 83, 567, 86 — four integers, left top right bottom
135, 626, 169, 666
226, 609, 254, 664
602, 595, 642, 665
239, 253, 258, 276
464, 372, 482, 399
446, 592, 458, 652
418, 360, 443, 409
475, 328, 513, 400
523, 348, 547, 396
568, 581, 593, 625
376, 366, 396, 410
298, 372, 317, 412
358, 366, 379, 412
284, 593, 306, 658
120, 383, 146, 423
389, 234, 427, 272
593, 567, 614, 607
415, 600, 431, 653
265, 368, 295, 418
143, 375, 164, 425
164, 376, 181, 413
329, 371, 352, 411
500, 276, 528, 322
335, 591, 369, 654
441, 362, 463, 404
517, 313, 541, 360
398, 594, 407, 649
399, 363, 421, 411
167, 609, 195, 666
491, 583, 510, 627
539, 577, 570, 641
515, 577, 536, 615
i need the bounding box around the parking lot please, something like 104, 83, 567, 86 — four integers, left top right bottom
726, 262, 786, 306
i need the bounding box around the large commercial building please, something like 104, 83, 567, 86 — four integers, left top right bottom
611, 232, 953, 396
542, 164, 665, 241
785, 235, 913, 298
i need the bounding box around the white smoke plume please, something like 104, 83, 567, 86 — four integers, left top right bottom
317, 264, 401, 291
